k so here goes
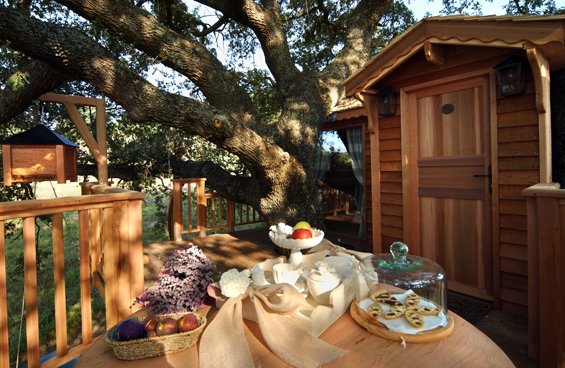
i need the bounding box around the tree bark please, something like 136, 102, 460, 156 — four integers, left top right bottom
0, 1, 388, 227
0, 61, 68, 123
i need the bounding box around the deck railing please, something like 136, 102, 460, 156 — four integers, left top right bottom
523, 183, 565, 368
0, 183, 144, 368
169, 178, 263, 241
321, 188, 350, 216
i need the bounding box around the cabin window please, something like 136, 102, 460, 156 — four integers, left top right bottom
319, 129, 365, 246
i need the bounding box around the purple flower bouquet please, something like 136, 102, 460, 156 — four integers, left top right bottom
136, 244, 215, 314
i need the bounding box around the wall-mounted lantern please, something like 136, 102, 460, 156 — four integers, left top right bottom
376, 87, 397, 117
494, 55, 527, 97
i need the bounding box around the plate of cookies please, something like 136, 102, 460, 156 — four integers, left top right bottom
350, 289, 454, 343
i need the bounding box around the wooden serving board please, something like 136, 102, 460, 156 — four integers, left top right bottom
349, 302, 454, 343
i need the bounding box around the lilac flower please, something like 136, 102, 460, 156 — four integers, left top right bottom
136, 244, 215, 314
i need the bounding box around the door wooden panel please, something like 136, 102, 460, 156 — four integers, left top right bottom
409, 77, 492, 299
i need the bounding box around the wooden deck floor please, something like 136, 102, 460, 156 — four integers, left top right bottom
142, 229, 535, 368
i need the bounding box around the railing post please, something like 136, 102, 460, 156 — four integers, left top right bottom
52, 213, 68, 357
524, 183, 565, 367
0, 222, 9, 368
227, 200, 235, 232
78, 210, 92, 345
23, 217, 40, 368
128, 198, 144, 311
172, 180, 182, 241
102, 206, 119, 328
197, 179, 207, 237
536, 197, 562, 368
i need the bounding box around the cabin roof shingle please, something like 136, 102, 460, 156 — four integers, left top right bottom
344, 14, 565, 96
1, 125, 78, 147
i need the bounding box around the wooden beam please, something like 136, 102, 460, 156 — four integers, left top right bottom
355, 90, 378, 134
39, 92, 99, 106
355, 90, 383, 252
424, 41, 446, 65
95, 99, 108, 185
62, 103, 101, 161
525, 46, 552, 183
39, 92, 109, 185
2, 145, 12, 186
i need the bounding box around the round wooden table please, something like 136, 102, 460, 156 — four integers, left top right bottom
76, 307, 515, 368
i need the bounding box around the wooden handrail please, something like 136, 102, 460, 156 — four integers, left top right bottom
169, 178, 263, 241
0, 184, 144, 368
523, 183, 565, 368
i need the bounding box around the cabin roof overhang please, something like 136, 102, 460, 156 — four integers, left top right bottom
344, 15, 565, 97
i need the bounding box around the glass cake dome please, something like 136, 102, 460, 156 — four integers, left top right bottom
362, 242, 447, 310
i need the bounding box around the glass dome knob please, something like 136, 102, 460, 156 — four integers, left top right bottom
390, 241, 409, 266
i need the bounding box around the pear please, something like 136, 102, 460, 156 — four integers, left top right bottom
293, 221, 312, 230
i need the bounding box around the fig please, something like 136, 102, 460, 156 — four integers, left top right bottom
117, 319, 146, 341
177, 313, 199, 332
156, 317, 178, 336
143, 315, 160, 332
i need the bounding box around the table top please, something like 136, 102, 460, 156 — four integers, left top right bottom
76, 305, 515, 368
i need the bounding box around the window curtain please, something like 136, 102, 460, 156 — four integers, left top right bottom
345, 127, 365, 237
314, 143, 330, 181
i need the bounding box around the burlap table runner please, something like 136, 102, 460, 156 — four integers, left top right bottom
199, 283, 347, 368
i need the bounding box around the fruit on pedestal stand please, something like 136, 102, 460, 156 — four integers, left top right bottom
292, 228, 313, 239
177, 313, 199, 332
293, 221, 312, 231
156, 317, 178, 336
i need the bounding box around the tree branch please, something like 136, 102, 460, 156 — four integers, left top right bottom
197, 0, 301, 92
54, 0, 255, 120
0, 7, 283, 168
320, 0, 390, 106
0, 60, 69, 124
191, 15, 228, 37
0, 6, 297, 200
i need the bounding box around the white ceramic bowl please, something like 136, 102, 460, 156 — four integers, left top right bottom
269, 228, 325, 250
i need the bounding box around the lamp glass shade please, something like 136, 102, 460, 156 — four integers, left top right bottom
494, 57, 526, 97
376, 87, 397, 117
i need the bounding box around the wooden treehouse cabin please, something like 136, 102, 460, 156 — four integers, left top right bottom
338, 14, 565, 365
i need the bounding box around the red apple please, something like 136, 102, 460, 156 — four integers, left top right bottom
177, 313, 199, 332
292, 228, 312, 239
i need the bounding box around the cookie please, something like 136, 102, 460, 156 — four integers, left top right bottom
367, 303, 383, 319
369, 289, 392, 302
405, 310, 425, 328
384, 305, 406, 319
418, 304, 441, 316
405, 293, 421, 306
381, 297, 403, 307
406, 303, 441, 316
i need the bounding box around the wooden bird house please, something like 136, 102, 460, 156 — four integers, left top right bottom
2, 125, 78, 185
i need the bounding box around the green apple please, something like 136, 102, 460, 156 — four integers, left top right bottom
293, 221, 312, 231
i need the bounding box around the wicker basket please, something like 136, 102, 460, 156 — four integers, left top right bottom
105, 313, 207, 360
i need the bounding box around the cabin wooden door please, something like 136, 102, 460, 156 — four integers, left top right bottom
405, 76, 492, 300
